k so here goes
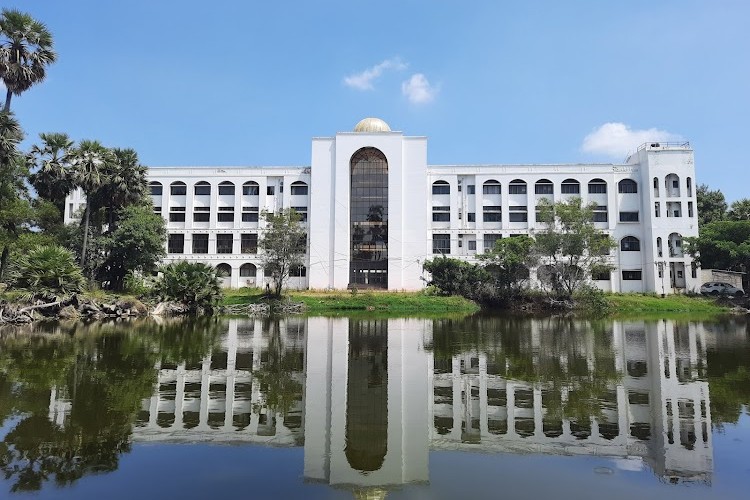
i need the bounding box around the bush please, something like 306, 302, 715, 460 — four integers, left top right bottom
573, 284, 610, 314
8, 245, 85, 300
154, 261, 223, 313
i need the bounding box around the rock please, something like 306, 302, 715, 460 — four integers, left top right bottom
729, 306, 750, 315
102, 303, 117, 314
151, 301, 189, 316
80, 303, 101, 315
116, 298, 148, 315
58, 305, 80, 319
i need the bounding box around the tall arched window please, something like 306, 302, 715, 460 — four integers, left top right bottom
535, 179, 553, 195
665, 174, 680, 197
618, 179, 638, 193
561, 178, 580, 194
509, 179, 527, 194
482, 179, 501, 194
588, 178, 607, 194
621, 236, 641, 251
350, 148, 388, 288
218, 181, 235, 196
170, 181, 186, 195
149, 181, 163, 196
242, 181, 259, 195
290, 181, 308, 196
239, 263, 257, 277
216, 263, 232, 277
194, 181, 211, 196
432, 180, 450, 195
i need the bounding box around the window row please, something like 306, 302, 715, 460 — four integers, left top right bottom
161, 206, 307, 223
653, 175, 692, 198
151, 181, 308, 197
431, 233, 643, 254
432, 206, 638, 223
654, 201, 693, 218
212, 263, 307, 278
431, 178, 639, 195
168, 233, 261, 254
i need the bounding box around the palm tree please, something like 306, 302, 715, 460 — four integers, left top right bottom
72, 140, 112, 269
0, 110, 26, 281
28, 132, 75, 214
92, 148, 147, 227
0, 9, 56, 112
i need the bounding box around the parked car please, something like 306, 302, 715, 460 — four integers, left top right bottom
700, 282, 745, 297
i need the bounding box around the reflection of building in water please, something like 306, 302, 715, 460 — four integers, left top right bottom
125, 318, 304, 445
429, 319, 713, 484
304, 318, 430, 492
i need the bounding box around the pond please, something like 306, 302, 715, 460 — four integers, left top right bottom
0, 315, 749, 499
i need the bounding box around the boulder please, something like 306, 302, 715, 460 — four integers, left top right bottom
58, 305, 80, 319
116, 298, 148, 316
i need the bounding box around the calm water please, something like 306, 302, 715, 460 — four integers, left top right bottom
0, 315, 749, 499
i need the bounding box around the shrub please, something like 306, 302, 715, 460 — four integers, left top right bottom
8, 245, 85, 300
154, 261, 223, 313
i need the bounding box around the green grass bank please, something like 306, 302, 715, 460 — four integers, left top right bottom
604, 293, 730, 316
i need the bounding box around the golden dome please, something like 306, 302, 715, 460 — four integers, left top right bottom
354, 117, 391, 133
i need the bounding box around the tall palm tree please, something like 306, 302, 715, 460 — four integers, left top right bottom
0, 110, 26, 280
0, 9, 56, 112
28, 132, 75, 214
93, 148, 147, 227
72, 140, 112, 269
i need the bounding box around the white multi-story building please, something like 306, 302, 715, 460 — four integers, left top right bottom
65, 117, 700, 293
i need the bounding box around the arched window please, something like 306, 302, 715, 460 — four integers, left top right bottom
218, 181, 235, 196
239, 263, 257, 277
509, 179, 527, 194
686, 177, 692, 197
665, 174, 680, 197
290, 265, 307, 277
216, 263, 232, 277
588, 178, 607, 194
290, 181, 308, 196
668, 232, 683, 257
149, 181, 163, 196
242, 181, 259, 196
432, 180, 450, 195
653, 177, 660, 197
194, 181, 211, 196
621, 236, 641, 252
482, 179, 501, 195
535, 179, 553, 195
657, 237, 663, 257
618, 179, 638, 194
561, 178, 580, 194
170, 181, 186, 196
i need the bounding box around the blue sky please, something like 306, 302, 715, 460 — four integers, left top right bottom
5, 0, 750, 201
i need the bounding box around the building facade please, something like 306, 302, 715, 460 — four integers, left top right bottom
64, 117, 700, 293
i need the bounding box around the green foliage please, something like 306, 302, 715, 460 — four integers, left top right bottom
155, 261, 223, 313
28, 132, 75, 213
259, 208, 306, 297
423, 257, 502, 305
480, 235, 537, 294
7, 244, 84, 300
685, 220, 750, 288
572, 284, 610, 314
727, 198, 750, 221
696, 183, 727, 226
534, 198, 615, 298
0, 110, 30, 281
123, 270, 152, 296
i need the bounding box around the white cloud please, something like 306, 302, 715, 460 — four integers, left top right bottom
343, 58, 407, 91
582, 122, 682, 158
401, 73, 438, 104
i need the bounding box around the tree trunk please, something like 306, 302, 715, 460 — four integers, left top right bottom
3, 89, 11, 112
81, 204, 90, 268
0, 245, 9, 282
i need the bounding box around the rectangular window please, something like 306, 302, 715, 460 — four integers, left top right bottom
593, 205, 608, 222
483, 206, 502, 223
619, 211, 639, 222
169, 206, 186, 222
218, 206, 234, 222
167, 234, 184, 254
592, 269, 610, 280
467, 212, 476, 223
69, 203, 75, 218
688, 202, 694, 218
243, 184, 259, 195
483, 184, 501, 195
192, 234, 208, 254
193, 206, 210, 222
216, 234, 233, 254
242, 206, 259, 222
508, 205, 528, 222
266, 186, 275, 195
432, 234, 450, 254
153, 206, 162, 215
483, 234, 502, 252
673, 180, 679, 189
508, 184, 527, 194
654, 202, 660, 218
468, 240, 477, 251
194, 184, 210, 196
622, 270, 643, 280
467, 185, 476, 195
218, 184, 234, 195
289, 265, 307, 277
588, 182, 607, 194
561, 183, 580, 194
432, 206, 450, 222
691, 262, 697, 279
150, 184, 163, 196
535, 183, 553, 195
170, 184, 186, 196
241, 233, 258, 254
432, 183, 450, 195
292, 206, 308, 222
291, 184, 308, 196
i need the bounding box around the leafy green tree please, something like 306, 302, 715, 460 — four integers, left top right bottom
99, 204, 166, 290
155, 261, 223, 312
685, 220, 750, 289
28, 132, 75, 214
422, 257, 501, 304
534, 198, 615, 297
7, 245, 85, 300
727, 198, 750, 221
480, 235, 538, 294
259, 208, 306, 296
0, 110, 30, 281
696, 183, 727, 226
0, 9, 56, 111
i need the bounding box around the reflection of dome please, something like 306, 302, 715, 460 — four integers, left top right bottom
354, 117, 391, 133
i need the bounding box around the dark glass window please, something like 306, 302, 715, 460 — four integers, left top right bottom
561, 180, 580, 194
218, 207, 234, 222
432, 206, 450, 222
593, 269, 610, 280
433, 234, 450, 254
150, 183, 163, 196
292, 206, 308, 222
241, 234, 258, 253
242, 206, 259, 223
290, 265, 307, 277
593, 205, 608, 222
535, 181, 553, 194
618, 179, 638, 193
350, 148, 388, 288
508, 182, 527, 194
218, 182, 234, 195
193, 206, 210, 222
467, 185, 475, 195
217, 234, 233, 254
619, 211, 639, 222
509, 206, 528, 222
483, 181, 501, 195
291, 182, 308, 195
169, 206, 185, 222
467, 212, 476, 222
432, 181, 450, 195
483, 206, 502, 222
170, 183, 186, 196
167, 234, 184, 254
588, 180, 607, 194
622, 270, 642, 280
621, 236, 640, 251
240, 264, 256, 277
194, 182, 211, 195
484, 234, 501, 252
192, 234, 208, 254
243, 183, 259, 195
267, 186, 275, 195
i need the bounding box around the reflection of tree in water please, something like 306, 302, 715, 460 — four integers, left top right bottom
346, 320, 388, 473
0, 318, 224, 492
705, 318, 750, 428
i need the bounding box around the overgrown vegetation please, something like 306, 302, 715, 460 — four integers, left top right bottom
154, 261, 224, 313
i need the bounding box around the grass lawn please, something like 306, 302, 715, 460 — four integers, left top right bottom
605, 293, 730, 315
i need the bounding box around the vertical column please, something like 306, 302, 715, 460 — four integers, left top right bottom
533, 387, 543, 437
616, 385, 628, 442
479, 356, 488, 436
174, 363, 186, 428
199, 357, 211, 429
451, 357, 462, 441
560, 386, 570, 438
506, 381, 516, 437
